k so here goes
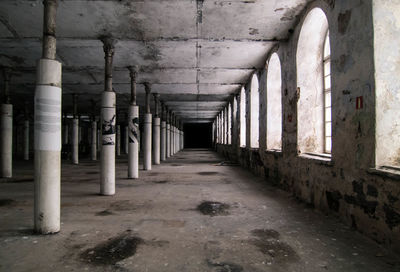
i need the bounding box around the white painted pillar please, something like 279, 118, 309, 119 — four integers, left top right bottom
166, 121, 171, 158
72, 118, 79, 164
127, 66, 139, 179
181, 130, 184, 150
170, 114, 175, 156
177, 128, 180, 152
116, 124, 121, 156
143, 83, 152, 170
91, 120, 97, 160
100, 38, 116, 196
173, 125, 177, 153
152, 93, 160, 165
34, 0, 62, 234
0, 104, 12, 177
100, 91, 116, 195
153, 117, 160, 165
24, 120, 29, 160
144, 113, 152, 170
173, 126, 177, 154
160, 120, 166, 161
128, 105, 139, 178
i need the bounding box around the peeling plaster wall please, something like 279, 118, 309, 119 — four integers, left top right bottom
216, 0, 400, 253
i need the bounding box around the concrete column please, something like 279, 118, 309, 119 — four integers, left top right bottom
124, 125, 128, 154
34, 0, 62, 234
216, 116, 219, 144
166, 110, 171, 158
171, 113, 175, 156
71, 94, 79, 164
116, 124, 121, 156
127, 66, 139, 179
174, 119, 177, 153
143, 83, 152, 170
174, 118, 178, 153
0, 68, 12, 178
178, 120, 181, 152
152, 93, 160, 165
0, 105, 12, 177
72, 118, 79, 164
91, 120, 97, 160
160, 103, 166, 161
100, 37, 116, 196
180, 124, 184, 150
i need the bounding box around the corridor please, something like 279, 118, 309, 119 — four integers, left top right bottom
1, 150, 399, 272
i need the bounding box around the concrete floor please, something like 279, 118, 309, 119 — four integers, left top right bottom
0, 149, 399, 272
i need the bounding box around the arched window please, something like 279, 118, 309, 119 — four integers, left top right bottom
296, 8, 330, 156
250, 74, 259, 148
240, 87, 246, 147
227, 103, 232, 145
266, 53, 282, 150
323, 31, 332, 153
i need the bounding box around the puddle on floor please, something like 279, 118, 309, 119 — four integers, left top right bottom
197, 201, 230, 216
80, 232, 143, 265
250, 229, 299, 265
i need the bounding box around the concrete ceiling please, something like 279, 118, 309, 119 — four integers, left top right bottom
0, 0, 310, 123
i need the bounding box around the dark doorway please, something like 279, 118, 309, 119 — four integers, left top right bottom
184, 123, 212, 148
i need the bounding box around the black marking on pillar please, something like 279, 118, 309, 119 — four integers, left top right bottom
102, 114, 115, 145
129, 117, 139, 143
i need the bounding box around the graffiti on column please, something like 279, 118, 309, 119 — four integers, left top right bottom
129, 117, 139, 143
102, 114, 115, 145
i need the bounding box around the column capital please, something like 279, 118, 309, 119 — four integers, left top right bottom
144, 82, 152, 94
100, 36, 117, 55
128, 65, 138, 81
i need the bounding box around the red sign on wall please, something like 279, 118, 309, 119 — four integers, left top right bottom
356, 96, 363, 110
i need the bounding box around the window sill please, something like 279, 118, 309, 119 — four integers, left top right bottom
367, 166, 400, 181
265, 149, 283, 156
298, 152, 333, 166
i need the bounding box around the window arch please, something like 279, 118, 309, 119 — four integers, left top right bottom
240, 87, 246, 147
323, 31, 331, 153
250, 74, 259, 148
296, 8, 330, 155
266, 53, 282, 150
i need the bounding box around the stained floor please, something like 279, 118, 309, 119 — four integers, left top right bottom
0, 149, 399, 272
